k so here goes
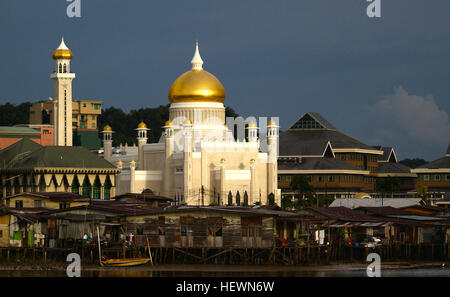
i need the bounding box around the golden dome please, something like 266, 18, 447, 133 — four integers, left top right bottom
165, 120, 173, 126
103, 125, 112, 132
184, 119, 192, 125
168, 70, 225, 103
268, 120, 277, 126
248, 122, 257, 128
53, 49, 73, 60
220, 158, 226, 163
52, 38, 73, 60
137, 122, 147, 129
168, 41, 226, 103
250, 158, 255, 163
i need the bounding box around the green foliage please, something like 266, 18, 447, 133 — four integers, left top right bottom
98, 105, 239, 147
376, 176, 400, 197
399, 158, 427, 169
290, 175, 315, 198
0, 102, 32, 126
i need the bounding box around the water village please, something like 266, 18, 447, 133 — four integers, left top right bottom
0, 191, 449, 266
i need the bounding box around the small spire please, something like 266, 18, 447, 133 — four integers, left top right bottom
57, 37, 69, 50
191, 40, 204, 70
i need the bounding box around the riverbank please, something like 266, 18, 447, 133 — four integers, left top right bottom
0, 261, 448, 277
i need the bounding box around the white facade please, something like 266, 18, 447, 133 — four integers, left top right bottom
104, 43, 281, 206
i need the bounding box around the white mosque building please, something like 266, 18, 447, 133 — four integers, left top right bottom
102, 42, 280, 206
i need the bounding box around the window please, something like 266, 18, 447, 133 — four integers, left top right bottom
80, 123, 87, 129
423, 174, 430, 181
434, 174, 441, 182
307, 175, 312, 182
317, 176, 323, 182
328, 175, 334, 182
72, 114, 77, 119
349, 154, 353, 160
446, 175, 450, 181
340, 154, 346, 161
59, 203, 69, 209
175, 167, 183, 174
91, 115, 96, 120
34, 200, 42, 208
286, 176, 292, 183
15, 200, 23, 208
277, 176, 281, 182
0, 230, 2, 238
92, 103, 101, 110
83, 104, 87, 107
91, 123, 96, 128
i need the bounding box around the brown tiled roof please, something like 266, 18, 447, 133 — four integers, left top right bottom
114, 192, 174, 202
28, 192, 90, 202
354, 206, 411, 216
305, 207, 378, 222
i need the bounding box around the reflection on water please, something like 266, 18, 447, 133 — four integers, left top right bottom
0, 266, 448, 277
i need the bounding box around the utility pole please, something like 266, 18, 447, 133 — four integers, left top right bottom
201, 185, 204, 206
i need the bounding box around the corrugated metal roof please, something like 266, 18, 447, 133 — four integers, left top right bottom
329, 198, 423, 209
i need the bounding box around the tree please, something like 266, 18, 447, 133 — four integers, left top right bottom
376, 176, 400, 197
281, 195, 294, 210
417, 185, 429, 204
289, 175, 315, 208
399, 158, 427, 169
0, 102, 32, 126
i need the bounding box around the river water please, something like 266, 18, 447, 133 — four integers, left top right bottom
0, 264, 448, 277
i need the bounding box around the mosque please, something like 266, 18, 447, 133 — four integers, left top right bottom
102, 42, 281, 206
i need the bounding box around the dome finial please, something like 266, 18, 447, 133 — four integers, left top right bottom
191, 40, 203, 70
58, 36, 69, 50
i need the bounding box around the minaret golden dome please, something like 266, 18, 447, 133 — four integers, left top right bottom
137, 122, 147, 129
168, 41, 225, 103
52, 37, 73, 60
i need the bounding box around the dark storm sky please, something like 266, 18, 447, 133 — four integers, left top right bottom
0, 0, 449, 160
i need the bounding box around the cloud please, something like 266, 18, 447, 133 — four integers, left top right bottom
370, 86, 450, 158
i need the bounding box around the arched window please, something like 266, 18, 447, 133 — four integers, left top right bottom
236, 191, 241, 206
63, 64, 67, 73
82, 176, 91, 198
243, 191, 249, 206
93, 176, 101, 200
71, 176, 80, 194
228, 191, 233, 206
58, 63, 62, 73
38, 176, 46, 192
103, 176, 112, 200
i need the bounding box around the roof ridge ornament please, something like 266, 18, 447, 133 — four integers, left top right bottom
191, 40, 204, 70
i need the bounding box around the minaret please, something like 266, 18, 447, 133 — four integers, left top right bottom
136, 122, 149, 170
101, 125, 113, 162
51, 37, 75, 146
247, 122, 258, 142
163, 120, 174, 196
267, 119, 279, 205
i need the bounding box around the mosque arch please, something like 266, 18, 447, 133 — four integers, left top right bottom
81, 176, 91, 198
103, 176, 112, 200
93, 176, 101, 200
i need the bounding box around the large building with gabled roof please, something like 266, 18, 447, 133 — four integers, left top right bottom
278, 112, 385, 198
412, 142, 450, 200
0, 139, 120, 201
373, 145, 417, 193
